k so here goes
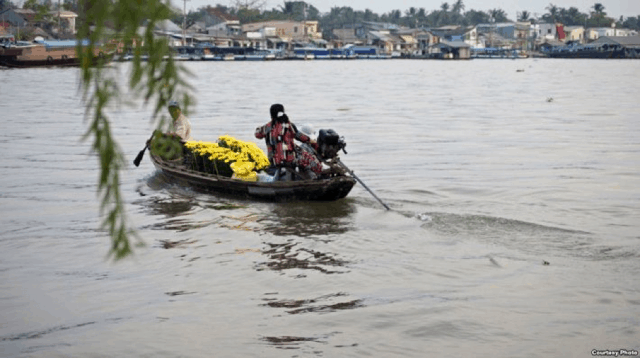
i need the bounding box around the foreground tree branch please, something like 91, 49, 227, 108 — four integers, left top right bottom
77, 0, 194, 260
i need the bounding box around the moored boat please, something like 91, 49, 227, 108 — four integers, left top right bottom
544, 44, 627, 58
0, 39, 109, 68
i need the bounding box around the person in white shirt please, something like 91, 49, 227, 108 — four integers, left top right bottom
167, 100, 193, 141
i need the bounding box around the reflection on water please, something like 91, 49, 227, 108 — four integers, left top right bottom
139, 197, 196, 218
137, 171, 358, 237
164, 291, 196, 296
261, 200, 356, 237
135, 191, 357, 238
256, 239, 349, 275
135, 172, 199, 218
158, 238, 197, 249
261, 335, 324, 350
0, 322, 96, 342
262, 292, 364, 315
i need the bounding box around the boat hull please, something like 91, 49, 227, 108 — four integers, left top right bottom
0, 44, 110, 68
0, 56, 82, 68
546, 49, 625, 59
150, 154, 356, 202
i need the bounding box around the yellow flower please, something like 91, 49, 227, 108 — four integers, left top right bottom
184, 136, 269, 178
230, 161, 255, 176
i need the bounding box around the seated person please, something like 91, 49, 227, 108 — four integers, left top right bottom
167, 100, 193, 141
296, 124, 323, 179
255, 104, 322, 179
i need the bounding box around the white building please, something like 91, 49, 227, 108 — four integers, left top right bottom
49, 10, 78, 34
587, 27, 636, 41
530, 23, 557, 41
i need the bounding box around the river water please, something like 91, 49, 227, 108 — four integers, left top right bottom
1, 59, 639, 357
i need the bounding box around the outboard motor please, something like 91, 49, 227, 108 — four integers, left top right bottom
317, 129, 347, 160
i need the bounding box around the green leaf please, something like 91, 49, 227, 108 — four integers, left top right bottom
78, 0, 194, 261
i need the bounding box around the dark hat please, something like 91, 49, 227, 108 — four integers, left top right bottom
270, 104, 285, 120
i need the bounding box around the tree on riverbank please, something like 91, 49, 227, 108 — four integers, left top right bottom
518, 11, 531, 22
175, 0, 639, 36
587, 3, 615, 27
539, 2, 630, 28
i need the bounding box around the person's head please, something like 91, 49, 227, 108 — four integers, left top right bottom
168, 101, 181, 120
270, 104, 285, 122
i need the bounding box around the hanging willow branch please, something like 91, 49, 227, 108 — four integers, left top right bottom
77, 0, 195, 260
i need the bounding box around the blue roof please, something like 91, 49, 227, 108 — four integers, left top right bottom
39, 39, 91, 48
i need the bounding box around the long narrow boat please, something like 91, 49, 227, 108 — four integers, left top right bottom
0, 39, 109, 68
150, 153, 356, 202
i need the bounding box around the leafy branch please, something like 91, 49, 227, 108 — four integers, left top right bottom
77, 0, 194, 260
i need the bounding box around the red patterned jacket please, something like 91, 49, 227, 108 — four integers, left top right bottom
255, 121, 313, 166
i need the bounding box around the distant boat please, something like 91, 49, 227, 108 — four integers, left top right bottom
172, 54, 190, 61
330, 47, 357, 59
471, 48, 528, 59
345, 45, 378, 59
294, 47, 334, 60
294, 48, 315, 60
244, 50, 276, 61
120, 53, 148, 61
544, 43, 626, 58
0, 39, 110, 68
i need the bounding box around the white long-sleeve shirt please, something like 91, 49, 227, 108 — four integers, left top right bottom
172, 113, 193, 141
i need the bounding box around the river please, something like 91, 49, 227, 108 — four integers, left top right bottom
1, 59, 639, 357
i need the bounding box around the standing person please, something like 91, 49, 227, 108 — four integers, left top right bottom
255, 104, 322, 179
167, 100, 193, 141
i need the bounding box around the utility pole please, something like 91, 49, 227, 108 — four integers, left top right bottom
58, 0, 61, 36
303, 2, 307, 39
182, 0, 189, 46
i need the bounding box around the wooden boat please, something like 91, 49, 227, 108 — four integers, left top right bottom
0, 40, 109, 68
150, 153, 357, 202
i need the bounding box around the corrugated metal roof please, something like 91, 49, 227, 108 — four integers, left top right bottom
13, 9, 35, 14
399, 35, 416, 44
434, 25, 461, 31
541, 39, 564, 47
591, 36, 640, 47
369, 31, 401, 43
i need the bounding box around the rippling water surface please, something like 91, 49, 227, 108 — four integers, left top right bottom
1, 59, 639, 357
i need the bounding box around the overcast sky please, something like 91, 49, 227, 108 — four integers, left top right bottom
175, 0, 640, 21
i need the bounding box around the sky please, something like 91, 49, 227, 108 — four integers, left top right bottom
175, 0, 640, 21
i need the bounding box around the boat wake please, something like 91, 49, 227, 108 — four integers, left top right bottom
415, 211, 639, 261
